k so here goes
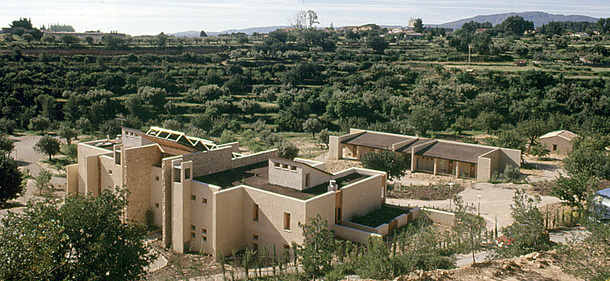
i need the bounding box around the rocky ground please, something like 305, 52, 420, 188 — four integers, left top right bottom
397, 251, 580, 281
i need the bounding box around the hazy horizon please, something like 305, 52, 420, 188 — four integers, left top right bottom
2, 0, 608, 36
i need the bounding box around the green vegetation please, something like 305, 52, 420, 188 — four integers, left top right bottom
360, 151, 409, 180
0, 154, 25, 206
0, 188, 154, 280
0, 16, 608, 156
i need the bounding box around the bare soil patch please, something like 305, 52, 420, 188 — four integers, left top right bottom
397, 251, 581, 281
389, 183, 466, 201
144, 240, 220, 280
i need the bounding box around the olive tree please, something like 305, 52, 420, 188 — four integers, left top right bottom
0, 188, 154, 280
34, 135, 61, 161
0, 154, 24, 206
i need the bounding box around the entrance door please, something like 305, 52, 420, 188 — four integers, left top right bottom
470, 164, 476, 178
335, 190, 343, 224
448, 161, 454, 174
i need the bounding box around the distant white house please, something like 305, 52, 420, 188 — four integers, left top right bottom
539, 130, 578, 155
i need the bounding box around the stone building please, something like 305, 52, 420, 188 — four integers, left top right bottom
67, 127, 392, 256
329, 129, 521, 182
539, 130, 578, 155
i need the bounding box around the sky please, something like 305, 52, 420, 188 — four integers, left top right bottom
1, 0, 609, 35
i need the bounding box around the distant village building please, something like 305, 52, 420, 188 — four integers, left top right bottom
539, 130, 578, 155
329, 129, 521, 182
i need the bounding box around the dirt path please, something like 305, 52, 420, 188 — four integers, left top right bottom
1, 134, 67, 217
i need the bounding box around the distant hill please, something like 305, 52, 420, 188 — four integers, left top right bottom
169, 26, 289, 37
441, 11, 598, 29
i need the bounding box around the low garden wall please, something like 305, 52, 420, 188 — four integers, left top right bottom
422, 208, 455, 226
335, 205, 421, 241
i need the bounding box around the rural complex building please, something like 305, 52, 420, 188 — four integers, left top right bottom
67, 127, 392, 256
539, 130, 578, 155
329, 129, 521, 182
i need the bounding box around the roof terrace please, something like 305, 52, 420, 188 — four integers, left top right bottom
194, 161, 369, 200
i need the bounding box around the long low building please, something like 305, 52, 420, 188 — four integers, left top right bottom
329, 129, 521, 182
67, 127, 388, 256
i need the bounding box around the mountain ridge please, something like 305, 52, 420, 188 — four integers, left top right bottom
168, 11, 599, 37
440, 11, 598, 29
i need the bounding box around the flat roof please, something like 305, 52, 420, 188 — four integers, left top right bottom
415, 142, 494, 163
194, 161, 368, 200
342, 131, 413, 150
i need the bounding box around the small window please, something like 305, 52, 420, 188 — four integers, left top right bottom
274, 162, 281, 168
174, 168, 181, 183
290, 165, 297, 172
155, 203, 160, 208
252, 234, 258, 241
185, 168, 191, 180
190, 232, 196, 238
191, 225, 196, 231
115, 151, 121, 165
253, 204, 259, 221
202, 228, 207, 235
283, 244, 290, 250
191, 195, 196, 201
282, 164, 288, 169
108, 169, 112, 175
202, 236, 207, 242
284, 212, 291, 231
155, 176, 160, 181
202, 197, 208, 204
552, 144, 557, 151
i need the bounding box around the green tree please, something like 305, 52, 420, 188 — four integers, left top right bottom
413, 18, 424, 33
597, 18, 610, 34
529, 143, 550, 160
360, 151, 408, 180
409, 105, 445, 136
564, 135, 610, 180
102, 34, 127, 50
366, 35, 389, 53
28, 116, 51, 134
0, 188, 154, 280
0, 154, 24, 206
552, 174, 598, 210
200, 30, 207, 37
59, 123, 78, 145
318, 128, 330, 149
303, 118, 322, 138
294, 215, 335, 276
0, 134, 14, 154
34, 135, 61, 161
493, 189, 552, 258
60, 34, 80, 46
277, 140, 299, 160
453, 196, 486, 263
35, 169, 53, 196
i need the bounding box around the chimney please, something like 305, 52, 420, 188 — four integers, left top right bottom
328, 180, 338, 192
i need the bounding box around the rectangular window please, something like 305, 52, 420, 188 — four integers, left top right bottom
553, 144, 558, 151
115, 151, 121, 165
252, 234, 258, 241
155, 203, 160, 208
283, 244, 290, 250
202, 198, 208, 204
174, 168, 181, 183
284, 212, 291, 231
202, 228, 207, 235
202, 236, 207, 242
274, 162, 281, 168
253, 204, 259, 221
191, 195, 196, 201
190, 232, 196, 238
155, 176, 160, 181
185, 168, 191, 180
191, 225, 196, 231
290, 165, 297, 172
108, 169, 112, 175
282, 164, 288, 169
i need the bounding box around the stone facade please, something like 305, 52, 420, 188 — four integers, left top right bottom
67, 127, 389, 257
